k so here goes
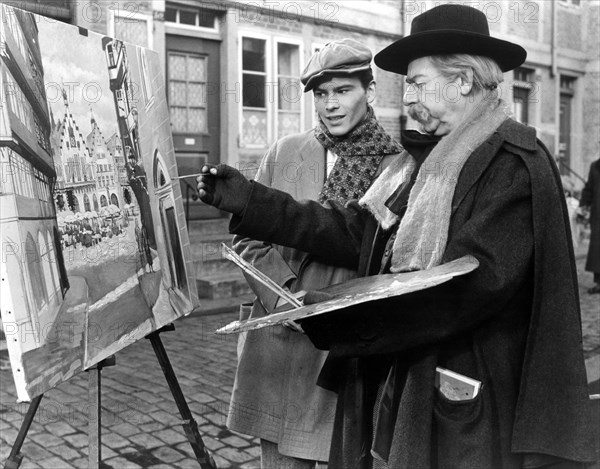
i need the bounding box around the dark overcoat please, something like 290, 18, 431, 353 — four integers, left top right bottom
581, 159, 600, 273
230, 119, 597, 468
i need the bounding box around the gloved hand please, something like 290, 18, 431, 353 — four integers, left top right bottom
197, 164, 252, 215
302, 290, 335, 305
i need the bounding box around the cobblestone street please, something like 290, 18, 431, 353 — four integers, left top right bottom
1, 246, 598, 468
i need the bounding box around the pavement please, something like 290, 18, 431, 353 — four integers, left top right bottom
0, 243, 598, 468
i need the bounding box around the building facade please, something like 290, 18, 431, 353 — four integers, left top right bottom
50, 93, 127, 215
12, 0, 600, 200
0, 4, 69, 352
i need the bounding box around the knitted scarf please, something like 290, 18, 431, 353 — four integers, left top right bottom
316, 105, 402, 203
359, 92, 511, 272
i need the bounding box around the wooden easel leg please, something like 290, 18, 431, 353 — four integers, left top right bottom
88, 365, 101, 469
86, 357, 115, 469
3, 394, 43, 469
147, 325, 216, 469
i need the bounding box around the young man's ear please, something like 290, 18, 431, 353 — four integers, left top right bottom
367, 80, 376, 103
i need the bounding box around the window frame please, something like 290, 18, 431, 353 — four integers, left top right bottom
273, 36, 305, 140
167, 50, 209, 135
108, 8, 154, 49
512, 67, 535, 126
238, 31, 305, 149
164, 4, 220, 33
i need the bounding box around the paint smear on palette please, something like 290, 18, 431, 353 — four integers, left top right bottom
216, 256, 479, 334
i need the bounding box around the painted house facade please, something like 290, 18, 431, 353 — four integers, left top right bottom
0, 4, 69, 353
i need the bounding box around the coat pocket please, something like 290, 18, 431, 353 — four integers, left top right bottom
433, 385, 494, 468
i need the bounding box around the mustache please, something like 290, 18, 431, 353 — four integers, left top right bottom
408, 103, 431, 124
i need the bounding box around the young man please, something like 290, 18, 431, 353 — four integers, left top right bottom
226, 39, 401, 469
199, 5, 596, 468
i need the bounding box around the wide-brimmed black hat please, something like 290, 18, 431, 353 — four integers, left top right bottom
375, 4, 526, 75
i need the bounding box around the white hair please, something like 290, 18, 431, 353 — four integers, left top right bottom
429, 54, 504, 93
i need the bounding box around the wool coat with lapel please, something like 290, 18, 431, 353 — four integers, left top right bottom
226, 129, 396, 460
228, 119, 597, 468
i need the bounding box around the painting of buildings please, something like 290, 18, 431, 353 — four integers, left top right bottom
0, 5, 198, 402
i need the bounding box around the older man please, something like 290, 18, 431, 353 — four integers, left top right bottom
227, 39, 400, 469
199, 5, 596, 468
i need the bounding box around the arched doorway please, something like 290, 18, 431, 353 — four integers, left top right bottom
93, 193, 99, 211
154, 150, 187, 294
26, 232, 48, 311
100, 194, 108, 207
123, 188, 131, 205
84, 193, 91, 212
110, 193, 119, 207
72, 195, 80, 213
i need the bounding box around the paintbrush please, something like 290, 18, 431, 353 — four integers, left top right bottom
173, 172, 205, 180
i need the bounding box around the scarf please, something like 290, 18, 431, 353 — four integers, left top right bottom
316, 105, 402, 203
360, 92, 511, 272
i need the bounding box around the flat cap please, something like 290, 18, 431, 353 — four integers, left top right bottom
301, 38, 372, 92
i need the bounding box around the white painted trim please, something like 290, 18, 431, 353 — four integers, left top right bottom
273, 35, 304, 136
238, 30, 271, 148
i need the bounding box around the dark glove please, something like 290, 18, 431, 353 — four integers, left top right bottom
302, 290, 335, 305
196, 164, 252, 215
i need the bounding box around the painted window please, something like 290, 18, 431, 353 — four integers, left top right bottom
4, 69, 35, 136
9, 152, 35, 199
4, 4, 27, 60
39, 231, 57, 305
138, 48, 154, 105
26, 232, 48, 311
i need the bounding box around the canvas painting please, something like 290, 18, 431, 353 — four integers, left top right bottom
0, 5, 199, 401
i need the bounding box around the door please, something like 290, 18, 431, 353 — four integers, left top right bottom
166, 35, 221, 218
559, 93, 572, 175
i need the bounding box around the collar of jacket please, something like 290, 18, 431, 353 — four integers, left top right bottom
382, 121, 536, 218
451, 119, 537, 215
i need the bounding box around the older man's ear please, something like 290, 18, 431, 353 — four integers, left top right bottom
458, 70, 474, 96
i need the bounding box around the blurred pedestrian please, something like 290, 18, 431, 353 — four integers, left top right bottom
580, 158, 600, 294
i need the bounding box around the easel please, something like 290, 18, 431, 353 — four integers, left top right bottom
4, 324, 216, 469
